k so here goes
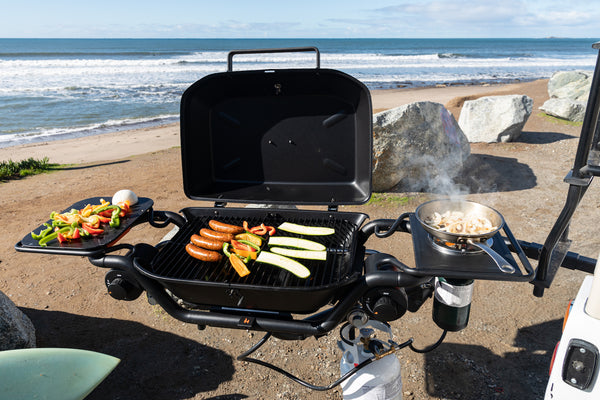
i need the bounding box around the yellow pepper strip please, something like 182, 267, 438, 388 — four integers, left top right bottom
91, 199, 109, 212
80, 204, 93, 217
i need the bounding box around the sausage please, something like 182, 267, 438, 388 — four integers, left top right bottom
200, 228, 233, 242
190, 234, 224, 251
209, 220, 244, 234
185, 243, 222, 262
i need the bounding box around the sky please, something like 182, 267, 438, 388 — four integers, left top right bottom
1, 0, 598, 39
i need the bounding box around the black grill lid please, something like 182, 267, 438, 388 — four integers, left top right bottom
179, 47, 372, 206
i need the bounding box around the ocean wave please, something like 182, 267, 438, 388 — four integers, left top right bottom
1, 38, 597, 149
0, 114, 179, 149
0, 51, 187, 58
0, 52, 594, 74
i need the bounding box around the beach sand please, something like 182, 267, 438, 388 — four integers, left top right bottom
2, 79, 597, 400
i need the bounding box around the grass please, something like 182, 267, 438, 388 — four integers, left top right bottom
0, 157, 55, 181
366, 193, 417, 207
538, 112, 583, 127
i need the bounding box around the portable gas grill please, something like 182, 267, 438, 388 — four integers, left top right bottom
15, 48, 537, 340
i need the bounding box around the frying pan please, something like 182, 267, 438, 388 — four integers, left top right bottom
415, 199, 515, 274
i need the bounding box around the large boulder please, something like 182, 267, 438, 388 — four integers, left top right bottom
372, 101, 470, 192
539, 98, 586, 123
547, 70, 592, 102
458, 95, 533, 143
0, 290, 36, 350
540, 70, 591, 123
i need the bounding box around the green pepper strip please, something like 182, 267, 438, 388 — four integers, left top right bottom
109, 206, 121, 228
237, 239, 261, 252
222, 242, 232, 258
31, 223, 53, 240
38, 227, 71, 247
92, 204, 120, 215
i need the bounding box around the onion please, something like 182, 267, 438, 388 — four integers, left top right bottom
112, 189, 138, 206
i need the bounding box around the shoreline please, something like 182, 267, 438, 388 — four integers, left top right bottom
0, 79, 549, 165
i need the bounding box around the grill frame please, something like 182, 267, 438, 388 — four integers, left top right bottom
133, 207, 369, 313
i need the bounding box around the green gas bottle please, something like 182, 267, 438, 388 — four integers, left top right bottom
432, 277, 474, 331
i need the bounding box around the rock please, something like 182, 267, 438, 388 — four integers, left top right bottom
539, 97, 587, 122
458, 95, 533, 143
372, 101, 470, 192
540, 70, 592, 122
547, 70, 592, 102
0, 290, 36, 350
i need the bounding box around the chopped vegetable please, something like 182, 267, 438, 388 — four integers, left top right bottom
250, 224, 268, 235
82, 223, 104, 236
229, 254, 251, 277
236, 239, 261, 252
233, 248, 259, 260
255, 251, 310, 278
269, 247, 327, 261
267, 236, 326, 251
234, 232, 263, 247
112, 189, 138, 206
278, 222, 335, 236
231, 239, 256, 253
31, 198, 131, 247
243, 221, 276, 236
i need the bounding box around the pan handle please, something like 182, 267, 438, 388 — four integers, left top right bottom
467, 239, 516, 274
227, 47, 320, 71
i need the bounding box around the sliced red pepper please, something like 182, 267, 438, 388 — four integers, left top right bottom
72, 228, 81, 240
99, 209, 113, 218
266, 226, 276, 236
97, 215, 111, 224
82, 223, 104, 236
231, 239, 256, 252
117, 201, 130, 217
250, 224, 267, 235
56, 232, 67, 243
243, 221, 250, 232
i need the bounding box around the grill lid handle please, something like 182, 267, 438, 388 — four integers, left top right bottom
227, 47, 321, 72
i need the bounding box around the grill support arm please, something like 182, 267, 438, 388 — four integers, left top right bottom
359, 214, 412, 245
92, 244, 430, 338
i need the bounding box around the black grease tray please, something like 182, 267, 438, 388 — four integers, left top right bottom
15, 197, 154, 257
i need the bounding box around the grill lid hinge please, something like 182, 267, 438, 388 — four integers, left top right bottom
214, 201, 227, 208
328, 204, 338, 212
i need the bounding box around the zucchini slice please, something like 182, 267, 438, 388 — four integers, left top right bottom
270, 247, 327, 261
268, 236, 326, 251
278, 222, 335, 236
255, 251, 311, 278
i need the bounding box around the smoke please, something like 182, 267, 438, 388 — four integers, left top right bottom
396, 153, 470, 198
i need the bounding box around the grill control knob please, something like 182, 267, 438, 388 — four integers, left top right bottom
371, 296, 400, 322
107, 277, 129, 300
364, 287, 408, 322
105, 270, 143, 301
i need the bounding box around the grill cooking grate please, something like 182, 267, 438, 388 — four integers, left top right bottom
149, 214, 360, 288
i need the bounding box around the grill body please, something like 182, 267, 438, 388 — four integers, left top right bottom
134, 207, 368, 313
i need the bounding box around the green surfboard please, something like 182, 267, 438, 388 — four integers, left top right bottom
0, 348, 120, 400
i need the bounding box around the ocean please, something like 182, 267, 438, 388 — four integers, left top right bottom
0, 38, 597, 149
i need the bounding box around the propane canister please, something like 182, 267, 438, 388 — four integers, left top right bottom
432, 277, 474, 331
338, 322, 402, 400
